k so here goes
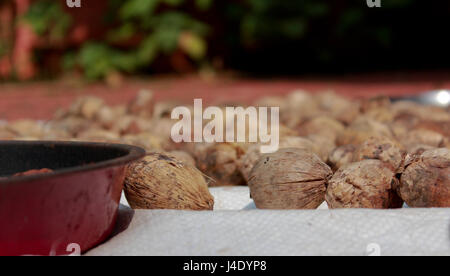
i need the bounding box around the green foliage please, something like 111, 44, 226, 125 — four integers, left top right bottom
23, 0, 71, 41
22, 0, 420, 79
74, 0, 210, 80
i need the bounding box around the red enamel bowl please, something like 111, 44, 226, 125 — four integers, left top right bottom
0, 141, 145, 256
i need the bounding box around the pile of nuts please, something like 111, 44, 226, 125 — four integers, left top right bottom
1, 90, 449, 210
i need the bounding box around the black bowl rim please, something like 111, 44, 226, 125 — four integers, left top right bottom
0, 140, 146, 185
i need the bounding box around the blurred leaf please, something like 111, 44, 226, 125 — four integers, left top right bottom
162, 0, 185, 6
375, 28, 392, 47
304, 2, 329, 17
154, 27, 181, 53
336, 8, 364, 36
62, 52, 77, 71
179, 32, 207, 60
137, 35, 159, 64
120, 0, 159, 19
195, 0, 213, 11
107, 23, 137, 43
247, 0, 272, 13
23, 0, 72, 39
112, 53, 139, 72
78, 43, 115, 79
280, 18, 306, 39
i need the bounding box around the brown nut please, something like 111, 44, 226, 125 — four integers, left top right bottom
353, 136, 407, 173
328, 144, 357, 171
281, 90, 320, 128
68, 96, 105, 120
315, 91, 360, 124
76, 128, 120, 142
128, 89, 154, 117
297, 116, 345, 142
238, 136, 327, 182
248, 148, 332, 209
6, 120, 45, 138
326, 159, 403, 209
399, 128, 447, 150
398, 148, 450, 207
195, 142, 246, 187
167, 150, 196, 167
124, 153, 214, 210
121, 132, 169, 152
336, 117, 394, 146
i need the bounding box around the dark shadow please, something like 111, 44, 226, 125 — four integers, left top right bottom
109, 204, 135, 238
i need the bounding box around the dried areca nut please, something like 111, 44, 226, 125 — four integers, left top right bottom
278, 124, 299, 137
112, 105, 128, 118
69, 96, 105, 119
353, 136, 407, 173
328, 144, 357, 171
254, 96, 287, 110
150, 118, 177, 140
237, 144, 264, 182
47, 117, 95, 136
110, 116, 143, 135
363, 107, 395, 123
307, 134, 337, 162
153, 101, 184, 119
0, 128, 16, 139
392, 101, 450, 122
415, 120, 450, 137
398, 148, 450, 207
400, 128, 446, 150
315, 91, 360, 124
360, 95, 391, 113
121, 132, 168, 151
407, 144, 436, 157
41, 125, 71, 140
76, 128, 120, 142
297, 116, 345, 142
128, 89, 154, 117
326, 160, 403, 209
124, 153, 214, 210
281, 90, 320, 128
238, 136, 329, 181
248, 148, 332, 209
95, 105, 116, 129
7, 120, 44, 138
167, 150, 196, 167
336, 117, 393, 146
195, 142, 246, 187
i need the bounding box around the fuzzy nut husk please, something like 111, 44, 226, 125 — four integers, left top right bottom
326, 159, 403, 209
398, 148, 450, 207
124, 153, 214, 210
238, 136, 327, 182
248, 148, 332, 209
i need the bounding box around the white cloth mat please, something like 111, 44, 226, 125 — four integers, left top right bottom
88, 187, 450, 256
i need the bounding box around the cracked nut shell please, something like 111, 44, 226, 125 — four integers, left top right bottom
398, 148, 450, 207
326, 159, 403, 209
